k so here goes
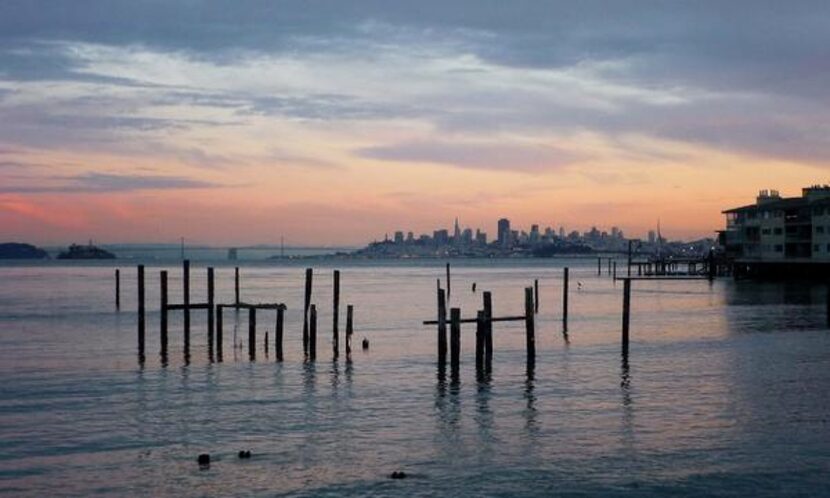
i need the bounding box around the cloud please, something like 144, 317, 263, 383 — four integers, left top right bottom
1, 0, 830, 171
0, 172, 220, 194
358, 141, 581, 172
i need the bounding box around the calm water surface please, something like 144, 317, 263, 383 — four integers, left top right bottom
1, 259, 829, 496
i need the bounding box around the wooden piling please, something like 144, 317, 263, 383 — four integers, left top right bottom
137, 265, 145, 361
525, 287, 536, 360
346, 304, 354, 356
248, 307, 256, 361
622, 278, 631, 352
450, 307, 461, 370
183, 260, 190, 355
597, 257, 601, 276
483, 291, 493, 367
207, 267, 214, 358
333, 270, 340, 359
160, 270, 168, 357
437, 287, 447, 365
613, 261, 617, 280
627, 240, 633, 277
234, 267, 240, 305
446, 263, 451, 301
303, 268, 313, 355
265, 331, 269, 353
562, 267, 569, 332
216, 305, 224, 361
607, 258, 611, 275
115, 269, 120, 310
475, 310, 485, 371
309, 304, 317, 360
276, 306, 285, 361
534, 279, 539, 314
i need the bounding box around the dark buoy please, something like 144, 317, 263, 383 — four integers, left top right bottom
362, 337, 369, 350
197, 454, 210, 467
390, 471, 407, 479
472, 282, 477, 292
238, 450, 251, 459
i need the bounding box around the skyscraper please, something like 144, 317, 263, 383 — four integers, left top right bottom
497, 218, 511, 247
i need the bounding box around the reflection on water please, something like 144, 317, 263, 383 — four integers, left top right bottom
523, 361, 538, 435
1, 263, 830, 496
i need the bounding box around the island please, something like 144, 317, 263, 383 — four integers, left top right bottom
57, 243, 116, 260
0, 242, 50, 259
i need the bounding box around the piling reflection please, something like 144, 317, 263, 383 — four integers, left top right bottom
474, 363, 493, 444
329, 360, 340, 393
620, 352, 635, 451
524, 359, 538, 435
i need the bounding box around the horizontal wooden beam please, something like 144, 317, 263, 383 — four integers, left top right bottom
217, 302, 286, 310
617, 276, 708, 281
166, 303, 211, 310
423, 315, 526, 326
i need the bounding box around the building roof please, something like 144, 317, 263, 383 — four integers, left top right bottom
722, 196, 829, 214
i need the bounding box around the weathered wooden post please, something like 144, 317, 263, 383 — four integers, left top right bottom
449, 307, 461, 371
562, 267, 569, 332
475, 310, 485, 371
183, 259, 190, 355
628, 240, 633, 277
303, 268, 313, 356
207, 267, 215, 358
137, 265, 145, 361
622, 278, 631, 353
437, 286, 447, 365
309, 304, 317, 360
346, 304, 354, 357
525, 286, 536, 360
115, 269, 120, 310
333, 270, 340, 359
483, 291, 493, 367
160, 270, 168, 358
276, 305, 285, 361
265, 331, 269, 353
446, 263, 451, 301
216, 305, 223, 361
234, 267, 240, 305
597, 257, 601, 276
607, 258, 612, 275
613, 261, 617, 281
707, 249, 716, 280
248, 307, 256, 361
534, 278, 540, 314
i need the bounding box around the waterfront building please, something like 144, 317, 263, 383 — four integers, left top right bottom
723, 186, 830, 264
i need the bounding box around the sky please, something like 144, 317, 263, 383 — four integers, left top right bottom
1, 1, 829, 246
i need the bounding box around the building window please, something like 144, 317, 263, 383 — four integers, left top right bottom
762, 228, 771, 235
774, 228, 783, 235
775, 245, 784, 252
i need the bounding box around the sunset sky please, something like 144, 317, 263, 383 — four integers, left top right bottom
1, 1, 829, 246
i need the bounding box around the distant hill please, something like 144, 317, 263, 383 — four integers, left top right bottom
0, 242, 50, 259
57, 243, 116, 260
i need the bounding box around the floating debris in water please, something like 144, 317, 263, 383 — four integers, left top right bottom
362, 338, 369, 350
389, 471, 407, 479
197, 454, 210, 468
238, 450, 252, 459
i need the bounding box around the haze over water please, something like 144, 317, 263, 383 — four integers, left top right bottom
1, 258, 829, 496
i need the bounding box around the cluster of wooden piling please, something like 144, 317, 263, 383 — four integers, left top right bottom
132, 262, 355, 364
426, 274, 539, 375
